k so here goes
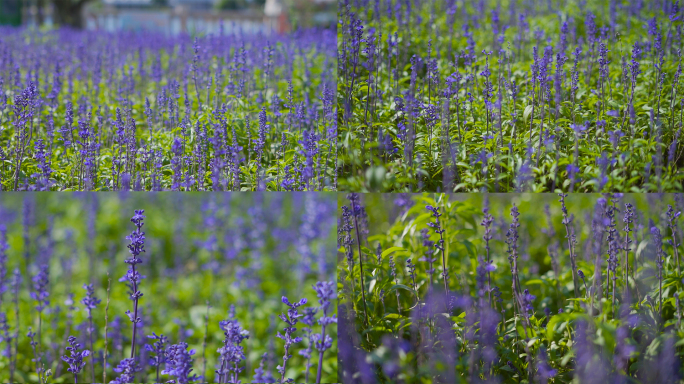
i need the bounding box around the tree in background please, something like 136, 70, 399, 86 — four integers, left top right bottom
217, 0, 265, 10
52, 0, 94, 28
0, 0, 22, 26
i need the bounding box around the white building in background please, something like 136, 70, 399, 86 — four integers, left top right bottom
264, 0, 288, 33
18, 0, 332, 32
87, 0, 333, 34
263, 0, 282, 16
92, 0, 270, 35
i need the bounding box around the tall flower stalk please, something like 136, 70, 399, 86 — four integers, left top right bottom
276, 296, 306, 383
217, 306, 249, 383
667, 205, 681, 275
420, 228, 436, 294
651, 223, 665, 323
81, 283, 100, 383
124, 210, 146, 359
146, 332, 168, 383
347, 193, 370, 327
299, 307, 317, 383
313, 281, 336, 384
426, 205, 449, 297
505, 205, 523, 317
0, 314, 11, 378
559, 194, 580, 297
10, 268, 21, 382
30, 263, 49, 381
623, 203, 635, 299
61, 335, 90, 384
389, 256, 402, 313
339, 206, 357, 309
481, 199, 494, 306
27, 328, 42, 383
605, 204, 619, 316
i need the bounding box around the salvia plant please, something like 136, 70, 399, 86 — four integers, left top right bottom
338, 0, 684, 192
61, 335, 89, 384
0, 25, 336, 191
339, 192, 684, 383
0, 193, 337, 382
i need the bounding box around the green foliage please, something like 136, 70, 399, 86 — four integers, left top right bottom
339, 193, 684, 382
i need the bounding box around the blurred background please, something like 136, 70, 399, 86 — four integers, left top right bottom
0, 192, 337, 382
0, 0, 335, 34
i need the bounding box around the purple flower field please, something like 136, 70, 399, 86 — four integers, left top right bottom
0, 26, 336, 191
0, 192, 337, 382
338, 0, 684, 192
9, 1, 684, 384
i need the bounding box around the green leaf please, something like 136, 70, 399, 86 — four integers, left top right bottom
382, 313, 404, 320
524, 105, 534, 122
387, 284, 414, 293
381, 246, 407, 258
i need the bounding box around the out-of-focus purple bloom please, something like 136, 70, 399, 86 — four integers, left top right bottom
81, 284, 100, 310
252, 352, 271, 383
31, 264, 50, 313
521, 289, 536, 315
536, 347, 557, 383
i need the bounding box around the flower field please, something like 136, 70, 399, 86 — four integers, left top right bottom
338, 0, 684, 192
339, 192, 684, 382
0, 27, 336, 191
0, 192, 337, 383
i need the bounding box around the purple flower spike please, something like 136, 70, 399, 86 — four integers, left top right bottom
277, 295, 308, 383
81, 284, 101, 310
146, 332, 168, 383
124, 209, 146, 360
31, 264, 50, 313
216, 305, 250, 383
163, 342, 199, 384
61, 335, 89, 383
110, 358, 140, 384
